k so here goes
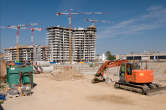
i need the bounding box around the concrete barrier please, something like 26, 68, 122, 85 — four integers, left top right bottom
42, 66, 54, 73
34, 61, 50, 67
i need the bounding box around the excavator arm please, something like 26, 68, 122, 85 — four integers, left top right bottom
92, 59, 166, 95
92, 60, 127, 83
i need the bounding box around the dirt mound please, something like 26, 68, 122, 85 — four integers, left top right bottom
50, 69, 84, 81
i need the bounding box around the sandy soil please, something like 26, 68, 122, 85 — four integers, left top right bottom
2, 73, 166, 110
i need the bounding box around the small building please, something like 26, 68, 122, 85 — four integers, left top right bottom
116, 52, 166, 61
95, 53, 106, 62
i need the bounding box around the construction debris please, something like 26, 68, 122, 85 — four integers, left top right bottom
0, 81, 7, 104
33, 61, 54, 74
0, 93, 6, 104
33, 64, 43, 74
7, 84, 32, 98
7, 87, 19, 98
21, 85, 32, 96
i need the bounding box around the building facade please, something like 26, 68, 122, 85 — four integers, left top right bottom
4, 45, 48, 62
116, 52, 166, 61
47, 25, 96, 63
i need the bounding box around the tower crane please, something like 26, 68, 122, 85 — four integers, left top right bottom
0, 23, 39, 62
22, 27, 42, 46
56, 9, 105, 63
85, 18, 111, 26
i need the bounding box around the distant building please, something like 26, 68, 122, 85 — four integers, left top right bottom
47, 25, 96, 63
4, 45, 48, 62
95, 53, 106, 62
0, 52, 5, 60
116, 52, 166, 61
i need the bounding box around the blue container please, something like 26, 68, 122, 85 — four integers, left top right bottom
0, 94, 6, 100
50, 62, 56, 64
14, 62, 23, 65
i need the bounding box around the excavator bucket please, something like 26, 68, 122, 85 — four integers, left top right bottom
91, 74, 105, 83
92, 60, 127, 83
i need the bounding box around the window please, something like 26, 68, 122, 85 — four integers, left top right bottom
127, 56, 141, 60
119, 64, 125, 81
127, 56, 133, 60
127, 64, 132, 75
120, 64, 125, 73
150, 56, 154, 60
157, 56, 166, 59
134, 56, 141, 60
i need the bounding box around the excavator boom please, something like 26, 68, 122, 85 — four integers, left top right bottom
92, 60, 127, 83
92, 59, 166, 95
96, 60, 127, 75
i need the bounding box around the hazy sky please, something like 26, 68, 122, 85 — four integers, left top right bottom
0, 0, 166, 54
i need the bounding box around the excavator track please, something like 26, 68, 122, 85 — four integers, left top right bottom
114, 82, 166, 95
147, 86, 166, 95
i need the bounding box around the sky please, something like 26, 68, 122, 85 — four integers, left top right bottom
0, 0, 166, 54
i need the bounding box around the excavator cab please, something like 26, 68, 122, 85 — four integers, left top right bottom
119, 63, 135, 82
119, 62, 153, 84
93, 60, 166, 95
119, 63, 125, 82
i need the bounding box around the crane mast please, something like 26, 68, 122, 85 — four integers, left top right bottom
0, 23, 39, 62
56, 9, 105, 63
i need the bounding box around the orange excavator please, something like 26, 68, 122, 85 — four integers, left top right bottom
92, 60, 166, 95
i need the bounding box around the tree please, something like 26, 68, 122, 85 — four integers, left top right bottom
105, 51, 116, 60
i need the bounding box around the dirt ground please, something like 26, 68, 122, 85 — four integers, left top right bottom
2, 73, 166, 110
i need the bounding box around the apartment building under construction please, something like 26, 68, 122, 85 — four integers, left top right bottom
4, 45, 48, 62
47, 25, 96, 63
